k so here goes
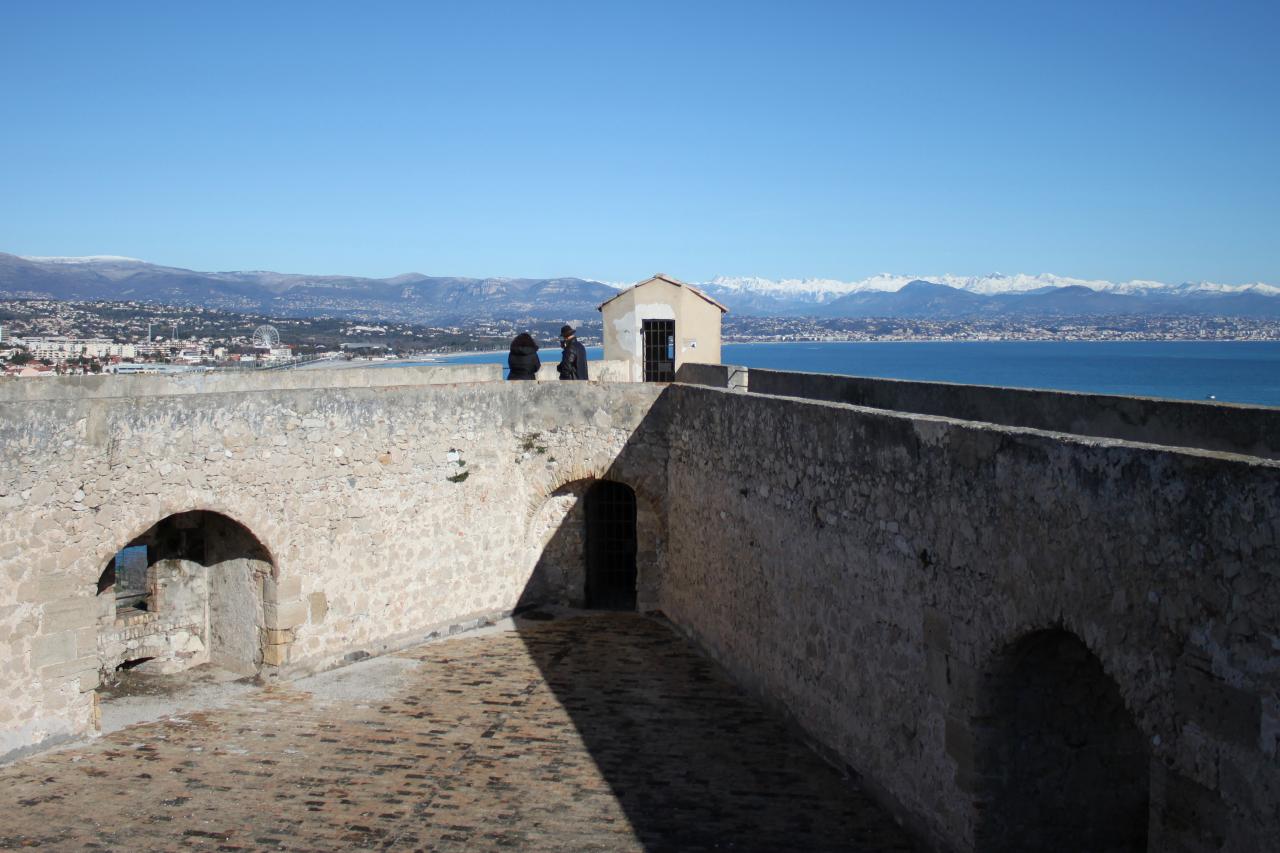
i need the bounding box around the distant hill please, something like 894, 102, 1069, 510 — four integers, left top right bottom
4, 253, 1279, 321
0, 254, 617, 323
820, 280, 985, 318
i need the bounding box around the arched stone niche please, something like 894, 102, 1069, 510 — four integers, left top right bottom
522, 477, 665, 612
95, 510, 275, 680
970, 628, 1149, 852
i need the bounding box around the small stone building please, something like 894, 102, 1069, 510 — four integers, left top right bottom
599, 273, 727, 382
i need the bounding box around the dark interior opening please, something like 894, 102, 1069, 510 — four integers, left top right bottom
642, 319, 676, 382
583, 480, 638, 610
973, 629, 1149, 853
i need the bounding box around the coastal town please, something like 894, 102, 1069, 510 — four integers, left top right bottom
723, 313, 1280, 343
2, 296, 1278, 376
0, 299, 588, 376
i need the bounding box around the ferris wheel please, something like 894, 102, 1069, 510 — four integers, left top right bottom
251, 325, 281, 350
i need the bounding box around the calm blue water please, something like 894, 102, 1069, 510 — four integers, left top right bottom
724, 341, 1280, 407
416, 341, 1280, 407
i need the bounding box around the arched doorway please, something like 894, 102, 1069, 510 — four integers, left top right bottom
973, 629, 1149, 852
583, 480, 638, 610
96, 511, 272, 679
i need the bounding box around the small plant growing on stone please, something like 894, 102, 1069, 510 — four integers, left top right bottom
516, 432, 549, 462
446, 448, 468, 481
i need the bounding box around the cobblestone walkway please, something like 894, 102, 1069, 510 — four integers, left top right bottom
0, 613, 915, 851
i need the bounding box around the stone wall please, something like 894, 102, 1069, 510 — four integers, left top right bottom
534, 358, 630, 382
0, 379, 668, 763
3, 365, 1277, 851
0, 363, 504, 403
674, 362, 749, 392
658, 384, 1279, 851
0, 359, 631, 405
745, 368, 1280, 459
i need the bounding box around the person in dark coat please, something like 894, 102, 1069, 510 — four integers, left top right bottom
507, 332, 540, 380
556, 325, 589, 381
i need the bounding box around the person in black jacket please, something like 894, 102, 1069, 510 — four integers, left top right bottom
507, 332, 540, 380
557, 325, 589, 380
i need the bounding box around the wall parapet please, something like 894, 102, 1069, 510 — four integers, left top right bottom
675, 362, 748, 392
745, 367, 1280, 459
0, 362, 504, 404
532, 358, 630, 382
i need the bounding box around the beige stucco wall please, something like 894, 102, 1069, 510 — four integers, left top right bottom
601, 280, 723, 381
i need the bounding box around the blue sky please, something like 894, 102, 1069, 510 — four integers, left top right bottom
2, 1, 1277, 284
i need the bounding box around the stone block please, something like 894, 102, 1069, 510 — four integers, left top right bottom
944, 714, 975, 779
40, 655, 99, 681
41, 598, 99, 633
945, 656, 979, 707
922, 607, 950, 653
1155, 767, 1229, 852
309, 592, 328, 623
262, 643, 290, 667
1219, 753, 1279, 826
1175, 661, 1260, 750
925, 648, 949, 698
36, 575, 84, 601
265, 599, 308, 630
30, 631, 77, 668
265, 575, 302, 602
75, 626, 97, 657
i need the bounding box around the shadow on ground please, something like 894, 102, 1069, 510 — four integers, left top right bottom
514, 612, 916, 852
513, 397, 916, 851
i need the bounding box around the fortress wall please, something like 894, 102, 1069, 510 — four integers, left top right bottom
0, 362, 503, 403
5, 367, 1277, 849
746, 368, 1280, 459
0, 380, 668, 762
673, 362, 749, 391
661, 384, 1280, 851
533, 358, 631, 382
0, 358, 632, 405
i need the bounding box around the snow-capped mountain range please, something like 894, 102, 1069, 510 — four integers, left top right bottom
2, 252, 1278, 321
704, 273, 1280, 301
692, 273, 1280, 319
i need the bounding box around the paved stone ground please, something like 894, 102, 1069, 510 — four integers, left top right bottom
0, 613, 916, 852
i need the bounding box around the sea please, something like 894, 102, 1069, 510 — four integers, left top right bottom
412, 341, 1280, 408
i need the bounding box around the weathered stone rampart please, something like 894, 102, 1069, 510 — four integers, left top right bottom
0, 362, 503, 403
744, 367, 1280, 459
1, 365, 1276, 851
0, 358, 631, 403
660, 383, 1279, 851
1, 372, 669, 761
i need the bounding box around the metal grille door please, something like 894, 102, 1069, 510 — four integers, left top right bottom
642, 319, 676, 382
584, 480, 638, 610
